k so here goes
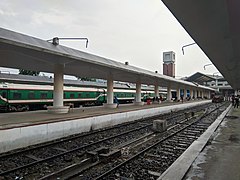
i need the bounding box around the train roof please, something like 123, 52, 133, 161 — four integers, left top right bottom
0, 73, 155, 90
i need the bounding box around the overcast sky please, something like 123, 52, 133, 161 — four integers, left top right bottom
0, 0, 221, 79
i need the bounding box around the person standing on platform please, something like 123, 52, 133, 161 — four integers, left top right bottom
180, 95, 184, 103
234, 96, 239, 108
114, 96, 119, 108
231, 95, 235, 106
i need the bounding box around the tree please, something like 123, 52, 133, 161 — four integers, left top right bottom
19, 69, 40, 76
76, 76, 96, 81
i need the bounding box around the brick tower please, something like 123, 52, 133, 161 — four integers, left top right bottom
163, 51, 175, 78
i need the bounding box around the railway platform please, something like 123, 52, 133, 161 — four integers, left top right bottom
0, 100, 210, 153
158, 103, 239, 180
183, 105, 240, 180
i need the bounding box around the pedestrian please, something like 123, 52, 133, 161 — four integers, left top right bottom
180, 95, 183, 103
114, 96, 119, 108
231, 95, 235, 106
234, 96, 239, 108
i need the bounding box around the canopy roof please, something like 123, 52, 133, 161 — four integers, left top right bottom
162, 0, 240, 90
0, 28, 213, 91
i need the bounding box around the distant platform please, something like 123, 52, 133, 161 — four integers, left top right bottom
0, 100, 208, 130
0, 100, 210, 153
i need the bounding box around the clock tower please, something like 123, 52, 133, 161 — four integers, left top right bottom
163, 51, 175, 78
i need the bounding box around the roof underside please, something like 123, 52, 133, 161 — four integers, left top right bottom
162, 0, 240, 90
0, 28, 213, 91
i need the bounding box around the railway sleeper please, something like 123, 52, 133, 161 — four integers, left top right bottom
171, 137, 195, 142
186, 128, 203, 133
165, 140, 189, 147
183, 131, 199, 136
177, 134, 197, 139
39, 158, 96, 180
24, 154, 43, 161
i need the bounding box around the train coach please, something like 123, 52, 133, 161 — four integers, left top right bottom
0, 82, 155, 112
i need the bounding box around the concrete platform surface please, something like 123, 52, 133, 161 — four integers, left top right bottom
0, 100, 207, 130
184, 106, 240, 180
0, 100, 210, 153
158, 103, 231, 180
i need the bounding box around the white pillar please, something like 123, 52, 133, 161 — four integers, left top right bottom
167, 86, 171, 101
53, 64, 64, 107
177, 88, 181, 100
190, 89, 194, 99
209, 91, 211, 99
103, 75, 117, 108
183, 88, 187, 99
107, 76, 113, 104
235, 90, 238, 96
134, 81, 144, 105
48, 64, 69, 113
154, 85, 159, 97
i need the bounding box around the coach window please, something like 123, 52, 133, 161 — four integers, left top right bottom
64, 93, 66, 99
28, 92, 35, 99
86, 93, 90, 97
78, 93, 82, 98
13, 92, 21, 99
40, 93, 47, 99
1, 92, 7, 98
70, 93, 74, 99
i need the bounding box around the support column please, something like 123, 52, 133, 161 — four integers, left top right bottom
134, 81, 144, 105
153, 84, 160, 104
208, 91, 211, 99
154, 85, 159, 98
177, 88, 181, 101
167, 86, 171, 102
48, 64, 69, 114
235, 90, 238, 96
103, 74, 117, 108
183, 88, 187, 99
190, 89, 194, 99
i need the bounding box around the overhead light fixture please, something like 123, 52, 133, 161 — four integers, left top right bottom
182, 42, 196, 55
47, 37, 89, 48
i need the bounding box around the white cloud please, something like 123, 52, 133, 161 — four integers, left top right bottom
0, 0, 218, 78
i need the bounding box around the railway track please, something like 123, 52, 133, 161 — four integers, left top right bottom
92, 102, 229, 180
0, 103, 212, 179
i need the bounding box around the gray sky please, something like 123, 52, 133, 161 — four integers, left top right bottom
0, 0, 220, 79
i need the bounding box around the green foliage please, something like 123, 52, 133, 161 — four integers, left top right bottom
19, 69, 40, 76
76, 76, 96, 81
